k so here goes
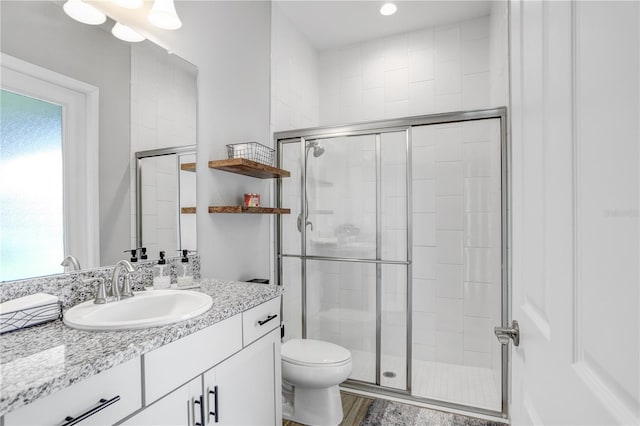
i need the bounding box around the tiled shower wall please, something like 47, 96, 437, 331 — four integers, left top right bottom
139, 156, 178, 258
271, 2, 320, 132
318, 15, 494, 125
411, 119, 501, 369
280, 120, 502, 375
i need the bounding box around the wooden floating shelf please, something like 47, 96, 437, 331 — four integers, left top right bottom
208, 206, 291, 214
181, 207, 196, 214
181, 163, 196, 172
208, 158, 290, 179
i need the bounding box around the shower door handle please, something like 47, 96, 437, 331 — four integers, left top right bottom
494, 320, 520, 346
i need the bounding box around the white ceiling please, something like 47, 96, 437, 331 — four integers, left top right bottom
275, 1, 493, 50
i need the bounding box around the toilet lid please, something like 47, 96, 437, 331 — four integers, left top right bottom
281, 339, 351, 366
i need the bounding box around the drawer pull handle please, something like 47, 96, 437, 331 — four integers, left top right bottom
61, 395, 120, 426
208, 386, 219, 423
258, 314, 277, 326
194, 395, 205, 426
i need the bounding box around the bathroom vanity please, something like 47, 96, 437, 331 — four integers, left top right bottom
0, 280, 282, 426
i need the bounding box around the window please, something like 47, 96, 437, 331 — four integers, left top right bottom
0, 90, 64, 280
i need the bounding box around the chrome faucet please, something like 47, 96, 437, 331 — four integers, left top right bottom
61, 255, 81, 271
110, 260, 136, 300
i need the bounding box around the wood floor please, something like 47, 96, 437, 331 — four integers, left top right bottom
282, 391, 374, 426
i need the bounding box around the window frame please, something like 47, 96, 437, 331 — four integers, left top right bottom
1, 53, 100, 272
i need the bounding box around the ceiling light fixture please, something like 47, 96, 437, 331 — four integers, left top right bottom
148, 0, 182, 30
110, 0, 144, 9
111, 22, 146, 42
63, 0, 107, 25
380, 2, 397, 16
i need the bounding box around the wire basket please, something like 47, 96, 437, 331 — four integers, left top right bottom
226, 142, 275, 166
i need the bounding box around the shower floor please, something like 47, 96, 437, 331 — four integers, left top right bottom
348, 350, 501, 412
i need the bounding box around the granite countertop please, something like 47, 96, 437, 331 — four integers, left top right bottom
0, 279, 283, 416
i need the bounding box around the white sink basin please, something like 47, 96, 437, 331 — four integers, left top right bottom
63, 290, 213, 331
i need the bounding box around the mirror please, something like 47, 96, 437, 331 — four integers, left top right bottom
136, 146, 197, 259
0, 1, 197, 282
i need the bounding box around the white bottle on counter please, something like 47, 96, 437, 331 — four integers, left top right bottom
152, 251, 171, 290
176, 249, 194, 287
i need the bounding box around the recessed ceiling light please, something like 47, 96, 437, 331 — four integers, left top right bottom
63, 0, 107, 25
111, 22, 146, 42
380, 2, 397, 16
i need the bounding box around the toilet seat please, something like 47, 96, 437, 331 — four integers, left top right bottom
282, 339, 351, 367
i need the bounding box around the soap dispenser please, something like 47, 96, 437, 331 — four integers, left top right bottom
153, 251, 170, 289
176, 249, 194, 287
125, 249, 138, 263
139, 247, 148, 261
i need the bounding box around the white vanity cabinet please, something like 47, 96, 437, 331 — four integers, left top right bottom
1, 296, 282, 426
121, 297, 282, 426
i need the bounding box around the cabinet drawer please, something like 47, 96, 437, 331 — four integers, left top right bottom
242, 297, 281, 346
4, 357, 141, 426
144, 314, 242, 404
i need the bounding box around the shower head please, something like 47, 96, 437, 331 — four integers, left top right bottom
306, 140, 325, 158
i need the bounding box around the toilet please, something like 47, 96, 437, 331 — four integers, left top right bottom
281, 339, 353, 426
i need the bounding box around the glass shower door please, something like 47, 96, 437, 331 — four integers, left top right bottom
281, 131, 410, 389
303, 134, 378, 384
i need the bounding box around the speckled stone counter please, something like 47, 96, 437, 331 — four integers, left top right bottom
0, 279, 283, 416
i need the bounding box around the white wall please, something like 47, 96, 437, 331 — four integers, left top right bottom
319, 15, 495, 125
271, 3, 320, 131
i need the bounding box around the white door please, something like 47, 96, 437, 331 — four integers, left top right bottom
509, 1, 639, 424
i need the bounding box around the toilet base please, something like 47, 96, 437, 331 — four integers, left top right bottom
283, 381, 343, 426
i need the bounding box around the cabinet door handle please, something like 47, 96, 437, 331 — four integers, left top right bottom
193, 395, 205, 426
61, 395, 120, 426
258, 314, 277, 326
208, 386, 219, 423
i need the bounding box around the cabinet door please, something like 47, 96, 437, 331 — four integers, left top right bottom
203, 328, 281, 426
121, 377, 202, 426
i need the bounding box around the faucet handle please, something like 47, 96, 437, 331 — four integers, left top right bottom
120, 275, 135, 299
83, 277, 107, 304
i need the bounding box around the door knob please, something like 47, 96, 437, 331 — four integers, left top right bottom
494, 320, 520, 346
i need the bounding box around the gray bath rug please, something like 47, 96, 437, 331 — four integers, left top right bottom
359, 399, 506, 426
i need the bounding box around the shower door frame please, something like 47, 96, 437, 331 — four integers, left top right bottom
274, 107, 509, 419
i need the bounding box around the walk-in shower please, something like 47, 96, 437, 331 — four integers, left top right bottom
275, 108, 508, 417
